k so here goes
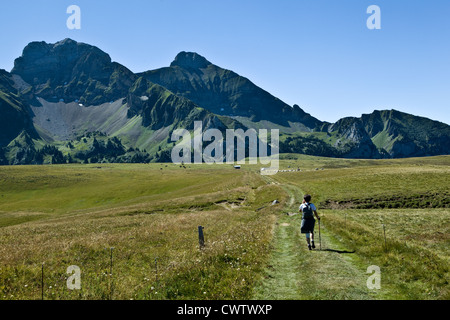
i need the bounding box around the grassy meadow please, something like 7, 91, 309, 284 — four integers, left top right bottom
269, 155, 449, 299
0, 163, 285, 299
0, 156, 449, 300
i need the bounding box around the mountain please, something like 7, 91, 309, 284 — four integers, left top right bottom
2, 39, 248, 164
11, 38, 136, 106
9, 39, 239, 145
140, 51, 322, 131
281, 109, 450, 159
0, 39, 448, 165
329, 110, 450, 158
138, 51, 450, 159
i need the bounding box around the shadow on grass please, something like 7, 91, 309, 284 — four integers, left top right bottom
318, 248, 356, 254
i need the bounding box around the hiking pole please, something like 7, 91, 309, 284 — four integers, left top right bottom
318, 218, 322, 251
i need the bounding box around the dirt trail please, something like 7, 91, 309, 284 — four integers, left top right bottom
253, 181, 380, 300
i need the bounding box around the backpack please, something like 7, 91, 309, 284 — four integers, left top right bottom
302, 203, 314, 219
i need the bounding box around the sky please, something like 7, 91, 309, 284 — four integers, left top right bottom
0, 0, 449, 125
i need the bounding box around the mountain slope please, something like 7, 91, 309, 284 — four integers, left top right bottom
325, 110, 450, 158
362, 110, 450, 157
0, 69, 37, 147
139, 51, 322, 130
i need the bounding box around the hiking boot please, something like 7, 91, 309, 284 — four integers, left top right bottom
311, 241, 315, 249
308, 244, 312, 251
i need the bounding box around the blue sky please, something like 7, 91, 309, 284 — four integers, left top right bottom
1, 0, 449, 124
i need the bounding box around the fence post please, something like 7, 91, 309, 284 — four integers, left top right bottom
382, 224, 387, 251
110, 247, 114, 276
41, 263, 44, 300
110, 247, 114, 300
198, 226, 205, 249
155, 258, 158, 283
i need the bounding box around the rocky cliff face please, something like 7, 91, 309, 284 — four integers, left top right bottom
12, 39, 111, 85
328, 117, 382, 158
11, 38, 136, 106
170, 51, 212, 69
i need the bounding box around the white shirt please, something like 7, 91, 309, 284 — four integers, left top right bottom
299, 203, 316, 211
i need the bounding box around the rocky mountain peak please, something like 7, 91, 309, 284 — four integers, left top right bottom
170, 51, 212, 69
11, 38, 112, 86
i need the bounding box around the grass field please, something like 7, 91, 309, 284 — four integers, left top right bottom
0, 164, 285, 299
0, 156, 448, 300
263, 155, 449, 300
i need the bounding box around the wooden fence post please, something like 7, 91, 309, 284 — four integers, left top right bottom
155, 258, 158, 283
110, 247, 114, 300
198, 226, 205, 249
41, 263, 44, 300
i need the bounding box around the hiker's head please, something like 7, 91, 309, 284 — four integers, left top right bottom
304, 194, 312, 203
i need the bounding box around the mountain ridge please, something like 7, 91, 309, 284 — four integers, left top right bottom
0, 39, 448, 164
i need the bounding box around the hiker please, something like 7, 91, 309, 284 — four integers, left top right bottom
299, 194, 320, 250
